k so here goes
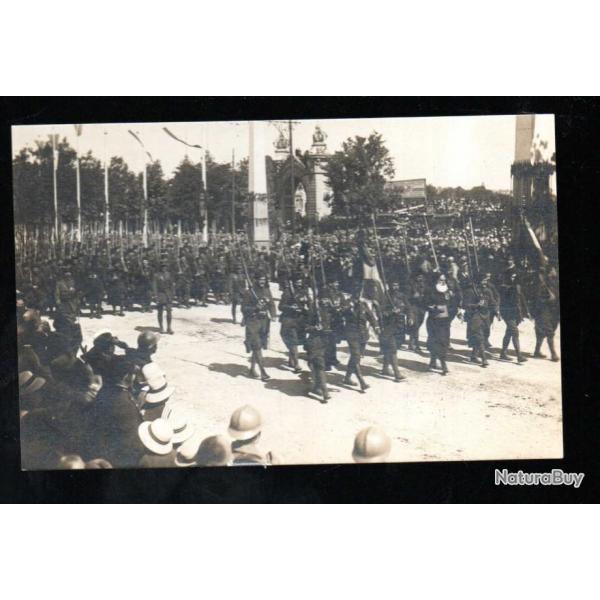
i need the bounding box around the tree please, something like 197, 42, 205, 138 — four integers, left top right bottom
324, 132, 395, 225
167, 157, 204, 228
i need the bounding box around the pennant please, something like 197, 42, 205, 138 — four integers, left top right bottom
163, 127, 203, 150
128, 130, 154, 162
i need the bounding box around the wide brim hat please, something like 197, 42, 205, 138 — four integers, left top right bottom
169, 412, 195, 445
175, 434, 202, 467
138, 383, 174, 405
138, 420, 174, 455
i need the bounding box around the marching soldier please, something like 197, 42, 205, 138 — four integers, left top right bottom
85, 270, 104, 319
228, 262, 247, 324
304, 296, 331, 403
463, 273, 496, 368
340, 287, 380, 392
376, 281, 409, 382
532, 265, 560, 362
241, 273, 276, 381
425, 273, 453, 375
278, 274, 310, 374
499, 270, 529, 363
320, 277, 345, 370
407, 273, 427, 355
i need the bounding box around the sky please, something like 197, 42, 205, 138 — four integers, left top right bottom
11, 114, 556, 191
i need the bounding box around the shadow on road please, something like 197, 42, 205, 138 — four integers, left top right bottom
208, 362, 250, 378
210, 317, 235, 324
134, 325, 161, 333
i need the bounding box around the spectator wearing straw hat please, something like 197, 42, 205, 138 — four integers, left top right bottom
164, 408, 194, 446
228, 405, 278, 466
138, 418, 177, 468
137, 363, 174, 421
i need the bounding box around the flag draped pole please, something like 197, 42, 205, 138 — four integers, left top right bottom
128, 130, 154, 249
74, 125, 82, 243
161, 126, 206, 241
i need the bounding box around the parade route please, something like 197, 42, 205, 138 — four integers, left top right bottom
80, 287, 563, 466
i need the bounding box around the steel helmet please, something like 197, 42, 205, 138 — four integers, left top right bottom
352, 427, 391, 463
228, 405, 262, 441
137, 331, 158, 351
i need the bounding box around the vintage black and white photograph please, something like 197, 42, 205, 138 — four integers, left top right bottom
12, 114, 561, 470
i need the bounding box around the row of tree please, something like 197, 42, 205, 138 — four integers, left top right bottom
13, 132, 508, 234
12, 137, 251, 232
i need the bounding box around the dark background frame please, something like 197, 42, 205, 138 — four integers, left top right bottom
1, 97, 597, 502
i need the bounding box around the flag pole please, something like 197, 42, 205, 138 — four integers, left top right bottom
231, 148, 236, 234
142, 162, 148, 248
104, 131, 110, 236
74, 125, 82, 243
51, 133, 59, 245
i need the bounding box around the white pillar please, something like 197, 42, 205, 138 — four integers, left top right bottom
248, 121, 270, 249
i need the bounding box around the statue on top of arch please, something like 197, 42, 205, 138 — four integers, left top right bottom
311, 125, 328, 155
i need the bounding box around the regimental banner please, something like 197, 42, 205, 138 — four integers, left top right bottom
386, 178, 427, 200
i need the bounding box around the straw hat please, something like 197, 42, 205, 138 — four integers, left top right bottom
166, 409, 195, 445
227, 405, 262, 441
352, 426, 391, 463
138, 418, 174, 455
137, 363, 173, 405
175, 434, 202, 467
19, 371, 46, 397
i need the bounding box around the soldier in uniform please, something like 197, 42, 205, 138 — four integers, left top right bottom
463, 273, 496, 367
85, 270, 104, 319
532, 265, 560, 362
376, 281, 409, 382
407, 273, 427, 355
134, 258, 153, 313
304, 296, 331, 403
425, 273, 454, 375
340, 287, 379, 392
498, 270, 529, 363
320, 277, 345, 370
106, 267, 127, 316
174, 253, 192, 308
192, 254, 209, 307
152, 261, 175, 334
210, 254, 228, 304
55, 264, 80, 321
228, 262, 247, 324
278, 274, 310, 374
241, 273, 276, 381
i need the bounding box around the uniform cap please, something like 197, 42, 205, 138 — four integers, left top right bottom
352, 426, 391, 463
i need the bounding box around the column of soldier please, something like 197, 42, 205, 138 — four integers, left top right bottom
15, 225, 560, 468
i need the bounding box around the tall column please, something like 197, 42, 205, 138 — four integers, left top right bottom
248, 121, 270, 249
